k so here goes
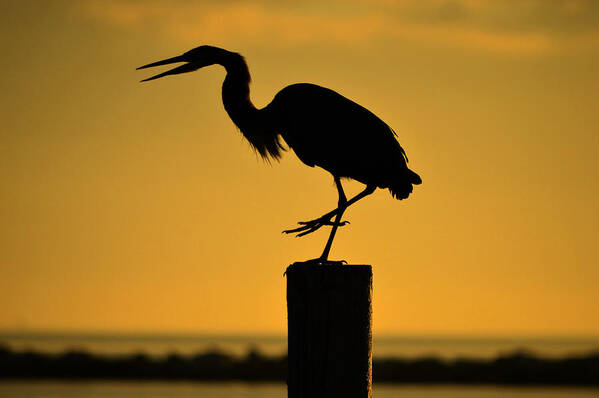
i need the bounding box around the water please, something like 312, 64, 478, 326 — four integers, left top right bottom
0, 381, 597, 398
1, 331, 598, 359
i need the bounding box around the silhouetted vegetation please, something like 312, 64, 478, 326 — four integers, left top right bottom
1, 344, 598, 385
374, 350, 599, 385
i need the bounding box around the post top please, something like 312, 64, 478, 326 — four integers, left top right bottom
285, 261, 372, 278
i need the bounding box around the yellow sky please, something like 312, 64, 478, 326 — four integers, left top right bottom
1, 0, 598, 336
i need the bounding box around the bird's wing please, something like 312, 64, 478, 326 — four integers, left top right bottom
269, 83, 409, 186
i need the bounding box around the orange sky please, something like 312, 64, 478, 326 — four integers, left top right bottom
1, 0, 598, 336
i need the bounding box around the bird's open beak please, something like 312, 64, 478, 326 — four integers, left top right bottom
137, 55, 201, 82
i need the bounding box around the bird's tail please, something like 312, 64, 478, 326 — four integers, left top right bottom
389, 169, 422, 200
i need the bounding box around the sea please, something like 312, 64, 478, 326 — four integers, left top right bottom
1, 332, 598, 398
0, 381, 598, 398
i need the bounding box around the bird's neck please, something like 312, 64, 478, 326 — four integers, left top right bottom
221, 55, 258, 130
219, 54, 282, 160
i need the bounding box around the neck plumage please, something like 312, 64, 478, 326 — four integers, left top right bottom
221, 54, 282, 160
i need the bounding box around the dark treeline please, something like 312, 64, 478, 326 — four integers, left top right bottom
1, 344, 598, 385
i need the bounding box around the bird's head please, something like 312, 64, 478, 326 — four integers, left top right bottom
137, 45, 232, 82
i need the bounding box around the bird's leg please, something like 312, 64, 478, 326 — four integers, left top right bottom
319, 177, 348, 262
283, 184, 376, 237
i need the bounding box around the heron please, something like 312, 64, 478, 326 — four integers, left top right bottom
138, 45, 421, 264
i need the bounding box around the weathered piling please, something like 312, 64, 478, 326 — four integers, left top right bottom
286, 261, 373, 398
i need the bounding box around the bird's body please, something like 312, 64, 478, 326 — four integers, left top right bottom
267, 83, 421, 199
138, 45, 421, 262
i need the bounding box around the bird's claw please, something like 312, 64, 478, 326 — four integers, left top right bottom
298, 220, 350, 227
282, 216, 350, 237
300, 258, 348, 266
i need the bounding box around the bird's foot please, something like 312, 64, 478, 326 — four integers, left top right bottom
319, 259, 348, 266
283, 258, 347, 275
300, 258, 348, 266
282, 215, 350, 237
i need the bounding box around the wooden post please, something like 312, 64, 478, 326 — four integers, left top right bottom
286, 261, 373, 398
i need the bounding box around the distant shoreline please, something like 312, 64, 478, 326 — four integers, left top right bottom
1, 343, 598, 386
2, 330, 598, 359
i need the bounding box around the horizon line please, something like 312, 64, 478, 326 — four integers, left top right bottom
2, 328, 599, 341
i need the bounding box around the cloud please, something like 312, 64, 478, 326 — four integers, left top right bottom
75, 1, 387, 45
75, 0, 599, 55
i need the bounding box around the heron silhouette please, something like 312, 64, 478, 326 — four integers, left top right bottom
138, 45, 421, 264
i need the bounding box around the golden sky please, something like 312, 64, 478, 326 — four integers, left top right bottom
1, 0, 598, 336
